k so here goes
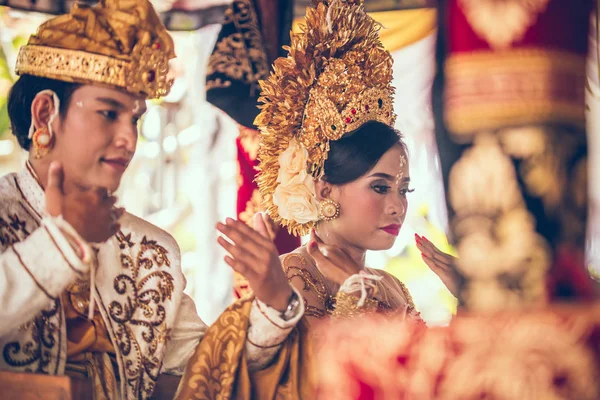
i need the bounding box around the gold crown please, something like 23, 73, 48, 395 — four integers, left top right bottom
255, 0, 396, 236
15, 0, 175, 99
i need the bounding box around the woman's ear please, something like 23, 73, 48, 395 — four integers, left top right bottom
30, 92, 59, 131
314, 178, 333, 201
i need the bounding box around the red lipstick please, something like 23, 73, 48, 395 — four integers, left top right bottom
380, 224, 401, 236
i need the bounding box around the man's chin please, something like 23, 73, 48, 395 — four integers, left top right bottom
96, 175, 122, 194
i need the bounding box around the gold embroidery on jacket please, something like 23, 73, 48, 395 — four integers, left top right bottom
108, 234, 174, 399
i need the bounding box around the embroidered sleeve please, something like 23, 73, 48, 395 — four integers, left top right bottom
0, 219, 92, 336
283, 252, 334, 319
246, 286, 305, 371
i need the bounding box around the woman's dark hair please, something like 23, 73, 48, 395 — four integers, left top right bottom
323, 120, 407, 185
7, 74, 81, 150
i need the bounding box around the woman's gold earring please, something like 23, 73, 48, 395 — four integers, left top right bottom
32, 127, 53, 159
318, 198, 340, 221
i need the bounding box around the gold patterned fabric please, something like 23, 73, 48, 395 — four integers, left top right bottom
205, 0, 293, 128
175, 296, 314, 400
15, 0, 175, 98
282, 247, 419, 323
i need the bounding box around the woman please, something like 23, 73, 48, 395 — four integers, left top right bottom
1, 1, 302, 399
217, 0, 460, 328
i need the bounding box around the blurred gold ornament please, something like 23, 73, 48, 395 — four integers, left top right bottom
15, 0, 175, 99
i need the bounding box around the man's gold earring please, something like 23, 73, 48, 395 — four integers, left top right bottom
318, 198, 340, 221
32, 127, 53, 159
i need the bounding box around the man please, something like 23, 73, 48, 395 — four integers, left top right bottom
0, 0, 304, 398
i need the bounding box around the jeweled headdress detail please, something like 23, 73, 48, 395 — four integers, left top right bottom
255, 0, 396, 236
15, 0, 175, 99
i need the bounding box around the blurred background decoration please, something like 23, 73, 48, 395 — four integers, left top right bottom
0, 0, 596, 326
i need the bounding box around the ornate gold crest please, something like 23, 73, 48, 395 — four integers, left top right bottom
255, 0, 396, 236
14, 0, 175, 99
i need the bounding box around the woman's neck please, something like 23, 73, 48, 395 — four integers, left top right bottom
315, 226, 367, 268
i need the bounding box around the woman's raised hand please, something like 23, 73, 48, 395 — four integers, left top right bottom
415, 234, 462, 298
217, 213, 293, 311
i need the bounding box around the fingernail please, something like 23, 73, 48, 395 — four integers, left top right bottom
310, 241, 317, 249
421, 252, 427, 258
225, 217, 234, 224
216, 222, 224, 229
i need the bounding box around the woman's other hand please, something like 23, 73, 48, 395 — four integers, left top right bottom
217, 213, 293, 311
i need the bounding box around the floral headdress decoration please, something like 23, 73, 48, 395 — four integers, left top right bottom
255, 0, 396, 236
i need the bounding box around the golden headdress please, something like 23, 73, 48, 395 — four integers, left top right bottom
255, 0, 396, 236
15, 0, 175, 99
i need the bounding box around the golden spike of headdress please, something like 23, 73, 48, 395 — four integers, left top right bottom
255, 0, 396, 236
15, 0, 175, 99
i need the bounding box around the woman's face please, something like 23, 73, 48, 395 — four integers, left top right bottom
50, 85, 146, 192
324, 144, 411, 251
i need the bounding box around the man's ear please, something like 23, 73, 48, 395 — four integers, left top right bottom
30, 92, 59, 131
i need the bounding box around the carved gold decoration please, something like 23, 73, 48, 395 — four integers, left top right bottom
458, 0, 550, 49
15, 0, 175, 99
256, 0, 396, 236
